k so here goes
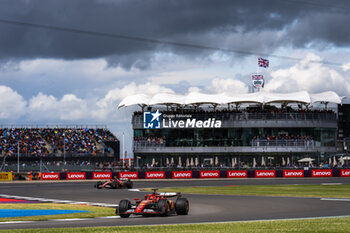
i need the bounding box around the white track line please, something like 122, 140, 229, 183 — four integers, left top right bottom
321, 198, 350, 202
321, 183, 343, 185
1, 215, 350, 225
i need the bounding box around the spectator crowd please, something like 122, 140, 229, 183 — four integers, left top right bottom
0, 128, 118, 157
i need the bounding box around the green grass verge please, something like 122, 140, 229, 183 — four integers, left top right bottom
1, 217, 350, 233
0, 203, 115, 222
144, 184, 350, 198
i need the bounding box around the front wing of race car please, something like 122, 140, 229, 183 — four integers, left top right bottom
120, 207, 160, 215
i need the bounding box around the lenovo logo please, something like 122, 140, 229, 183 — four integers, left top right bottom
93, 172, 111, 179
341, 170, 350, 177
200, 171, 220, 178
119, 172, 138, 179
255, 170, 276, 178
312, 170, 332, 177
146, 172, 165, 179
67, 173, 86, 180
172, 171, 192, 179
41, 173, 60, 180
227, 171, 247, 178
283, 170, 304, 178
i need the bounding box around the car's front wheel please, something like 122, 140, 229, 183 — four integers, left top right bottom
118, 199, 131, 218
157, 199, 169, 216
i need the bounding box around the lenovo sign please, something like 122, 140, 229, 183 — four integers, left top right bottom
41, 172, 60, 180
200, 170, 220, 178
312, 169, 332, 177
93, 172, 112, 180
119, 172, 138, 179
146, 171, 165, 179
340, 169, 350, 177
172, 171, 192, 179
283, 170, 304, 178
255, 170, 276, 178
66, 172, 86, 180
227, 170, 247, 178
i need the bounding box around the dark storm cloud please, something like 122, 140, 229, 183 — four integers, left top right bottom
0, 0, 349, 68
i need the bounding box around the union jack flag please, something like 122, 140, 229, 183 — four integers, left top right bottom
252, 75, 264, 88
258, 57, 269, 68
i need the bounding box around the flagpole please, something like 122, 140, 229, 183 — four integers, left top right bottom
122, 132, 125, 169
17, 142, 19, 173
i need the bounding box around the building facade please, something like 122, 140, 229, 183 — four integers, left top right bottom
132, 108, 337, 168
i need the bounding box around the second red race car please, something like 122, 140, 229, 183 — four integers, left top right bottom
117, 189, 189, 217
94, 177, 133, 189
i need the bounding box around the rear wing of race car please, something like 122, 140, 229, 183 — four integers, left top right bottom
157, 192, 182, 198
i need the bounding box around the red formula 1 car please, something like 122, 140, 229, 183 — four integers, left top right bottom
94, 177, 133, 189
117, 189, 189, 218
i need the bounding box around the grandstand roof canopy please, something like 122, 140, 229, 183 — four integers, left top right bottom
118, 91, 342, 108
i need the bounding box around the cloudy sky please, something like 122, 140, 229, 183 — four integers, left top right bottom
1, 0, 350, 156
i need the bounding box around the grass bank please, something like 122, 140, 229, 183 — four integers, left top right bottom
144, 184, 350, 198
1, 217, 350, 233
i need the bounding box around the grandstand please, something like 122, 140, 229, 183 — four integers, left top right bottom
119, 90, 349, 169
0, 125, 120, 172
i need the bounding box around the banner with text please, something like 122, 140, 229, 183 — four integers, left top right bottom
200, 170, 220, 178
283, 170, 304, 178
93, 172, 112, 180
119, 172, 139, 179
227, 170, 248, 178
172, 171, 193, 179
145, 171, 165, 179
340, 169, 350, 177
0, 172, 13, 181
311, 169, 332, 177
255, 170, 276, 178
66, 172, 86, 180
41, 172, 60, 180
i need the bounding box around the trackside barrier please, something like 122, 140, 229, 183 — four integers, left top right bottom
227, 170, 248, 178
145, 171, 165, 179
311, 169, 332, 177
119, 172, 139, 179
341, 169, 350, 177
92, 172, 112, 179
200, 170, 220, 178
283, 170, 304, 178
255, 170, 276, 178
66, 172, 86, 180
34, 168, 350, 180
0, 172, 13, 181
41, 172, 60, 180
172, 171, 192, 179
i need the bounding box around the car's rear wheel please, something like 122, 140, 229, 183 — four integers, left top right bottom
118, 200, 131, 218
111, 181, 119, 189
175, 198, 189, 215
126, 181, 133, 189
95, 181, 102, 189
157, 199, 169, 216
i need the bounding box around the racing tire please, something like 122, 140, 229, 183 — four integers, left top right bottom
111, 182, 119, 189
157, 199, 169, 216
175, 198, 189, 215
126, 181, 133, 189
95, 181, 102, 189
118, 199, 131, 218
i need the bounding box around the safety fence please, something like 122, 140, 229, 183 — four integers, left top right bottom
20, 168, 350, 180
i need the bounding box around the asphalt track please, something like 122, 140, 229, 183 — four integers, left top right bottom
1, 178, 350, 229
